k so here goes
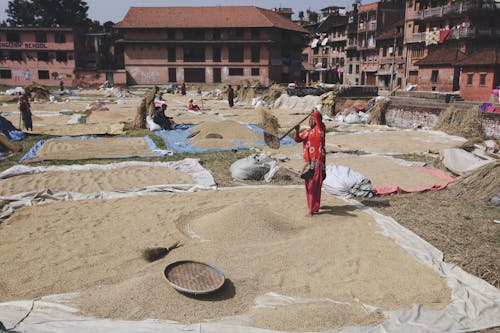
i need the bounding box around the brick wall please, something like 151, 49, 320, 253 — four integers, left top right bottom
386, 105, 500, 138
418, 67, 455, 91
460, 67, 496, 102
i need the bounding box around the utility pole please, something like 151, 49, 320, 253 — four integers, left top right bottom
389, 32, 397, 95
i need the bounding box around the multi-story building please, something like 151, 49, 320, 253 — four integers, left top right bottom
309, 6, 349, 83
405, 0, 499, 95
375, 20, 405, 91
345, 5, 361, 85
357, 1, 405, 86
0, 27, 76, 87
114, 6, 308, 86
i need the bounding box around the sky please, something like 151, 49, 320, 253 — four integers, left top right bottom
0, 0, 353, 24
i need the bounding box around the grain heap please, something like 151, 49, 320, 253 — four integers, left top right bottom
190, 120, 260, 148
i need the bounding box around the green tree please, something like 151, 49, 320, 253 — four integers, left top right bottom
5, 0, 91, 27
5, 0, 37, 26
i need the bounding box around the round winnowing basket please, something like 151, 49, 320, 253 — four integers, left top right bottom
163, 260, 225, 295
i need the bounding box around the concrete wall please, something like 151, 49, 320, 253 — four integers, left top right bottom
386, 105, 500, 138
460, 66, 497, 102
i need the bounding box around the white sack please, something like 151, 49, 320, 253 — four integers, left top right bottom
441, 148, 493, 175
323, 163, 373, 198
230, 153, 279, 182
344, 112, 361, 124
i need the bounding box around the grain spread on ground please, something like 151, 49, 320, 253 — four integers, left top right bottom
0, 188, 451, 332
190, 120, 261, 149
0, 166, 194, 196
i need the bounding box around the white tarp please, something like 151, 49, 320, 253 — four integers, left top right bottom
441, 148, 494, 175
1, 185, 499, 332
311, 38, 319, 48
0, 159, 216, 223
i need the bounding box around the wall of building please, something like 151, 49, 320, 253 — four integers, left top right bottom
417, 66, 455, 91
75, 69, 126, 87
460, 67, 497, 102
0, 29, 75, 87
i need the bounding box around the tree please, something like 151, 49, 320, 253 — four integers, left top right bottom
5, 0, 37, 26
307, 9, 318, 23
5, 0, 91, 27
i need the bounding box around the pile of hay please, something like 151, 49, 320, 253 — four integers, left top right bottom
262, 84, 286, 104
434, 106, 484, 139
133, 87, 158, 129
447, 160, 499, 205
320, 91, 337, 115
367, 98, 389, 125
25, 83, 50, 101
260, 108, 280, 149
190, 120, 260, 148
237, 80, 258, 104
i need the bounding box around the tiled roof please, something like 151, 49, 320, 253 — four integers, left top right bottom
317, 15, 348, 32
359, 2, 379, 12
456, 49, 500, 66
114, 6, 309, 33
415, 47, 467, 66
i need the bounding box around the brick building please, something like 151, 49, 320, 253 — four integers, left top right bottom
376, 20, 405, 91
114, 6, 308, 86
0, 27, 76, 87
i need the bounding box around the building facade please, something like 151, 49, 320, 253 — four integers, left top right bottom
114, 6, 308, 86
0, 27, 75, 87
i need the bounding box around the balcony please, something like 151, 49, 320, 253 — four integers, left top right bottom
358, 21, 377, 33
358, 40, 376, 50
329, 34, 347, 42
379, 56, 405, 65
413, 1, 495, 20
409, 32, 426, 43
408, 26, 497, 43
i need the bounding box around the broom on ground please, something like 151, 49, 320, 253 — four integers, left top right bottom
142, 241, 182, 263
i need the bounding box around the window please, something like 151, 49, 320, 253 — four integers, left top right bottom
383, 47, 387, 57
35, 32, 47, 43
38, 70, 50, 79
168, 48, 176, 62
431, 70, 438, 83
37, 51, 49, 61
184, 68, 205, 82
9, 51, 22, 61
54, 32, 66, 43
349, 64, 352, 74
251, 68, 260, 76
313, 48, 319, 55
168, 68, 176, 82
355, 64, 359, 73
6, 32, 20, 42
229, 68, 243, 76
466, 73, 473, 85
183, 47, 205, 62
228, 47, 244, 62
183, 29, 204, 40
213, 47, 221, 62
302, 54, 308, 62
251, 29, 260, 40
322, 58, 328, 68
229, 29, 244, 40
479, 73, 486, 86
212, 29, 221, 40
166, 29, 175, 40
398, 46, 403, 56
0, 70, 12, 79
56, 51, 67, 62
251, 47, 260, 62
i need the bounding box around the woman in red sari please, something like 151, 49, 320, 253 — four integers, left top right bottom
294, 108, 326, 216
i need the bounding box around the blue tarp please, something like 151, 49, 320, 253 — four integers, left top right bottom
155, 123, 296, 154
19, 135, 164, 163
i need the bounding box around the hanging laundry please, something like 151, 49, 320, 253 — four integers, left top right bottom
439, 29, 452, 43
425, 31, 439, 46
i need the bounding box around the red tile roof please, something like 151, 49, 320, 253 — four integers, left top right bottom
456, 49, 500, 66
415, 47, 467, 66
114, 6, 309, 33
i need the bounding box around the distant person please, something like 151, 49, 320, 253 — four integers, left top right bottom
18, 92, 32, 131
187, 99, 200, 111
59, 79, 64, 91
224, 84, 234, 108
155, 91, 165, 102
181, 82, 186, 96
153, 103, 173, 130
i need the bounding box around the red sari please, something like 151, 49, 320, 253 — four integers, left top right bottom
295, 110, 326, 214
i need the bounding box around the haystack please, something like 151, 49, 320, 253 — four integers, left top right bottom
434, 106, 484, 139
319, 91, 337, 115
237, 80, 258, 104
367, 98, 389, 125
447, 160, 499, 205
262, 84, 286, 104
24, 83, 50, 101
133, 86, 158, 129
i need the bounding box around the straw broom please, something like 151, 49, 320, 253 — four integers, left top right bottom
260, 107, 280, 149
142, 241, 182, 262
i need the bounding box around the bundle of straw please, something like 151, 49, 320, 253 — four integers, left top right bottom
260, 107, 280, 149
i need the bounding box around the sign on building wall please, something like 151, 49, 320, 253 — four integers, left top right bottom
0, 42, 48, 49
